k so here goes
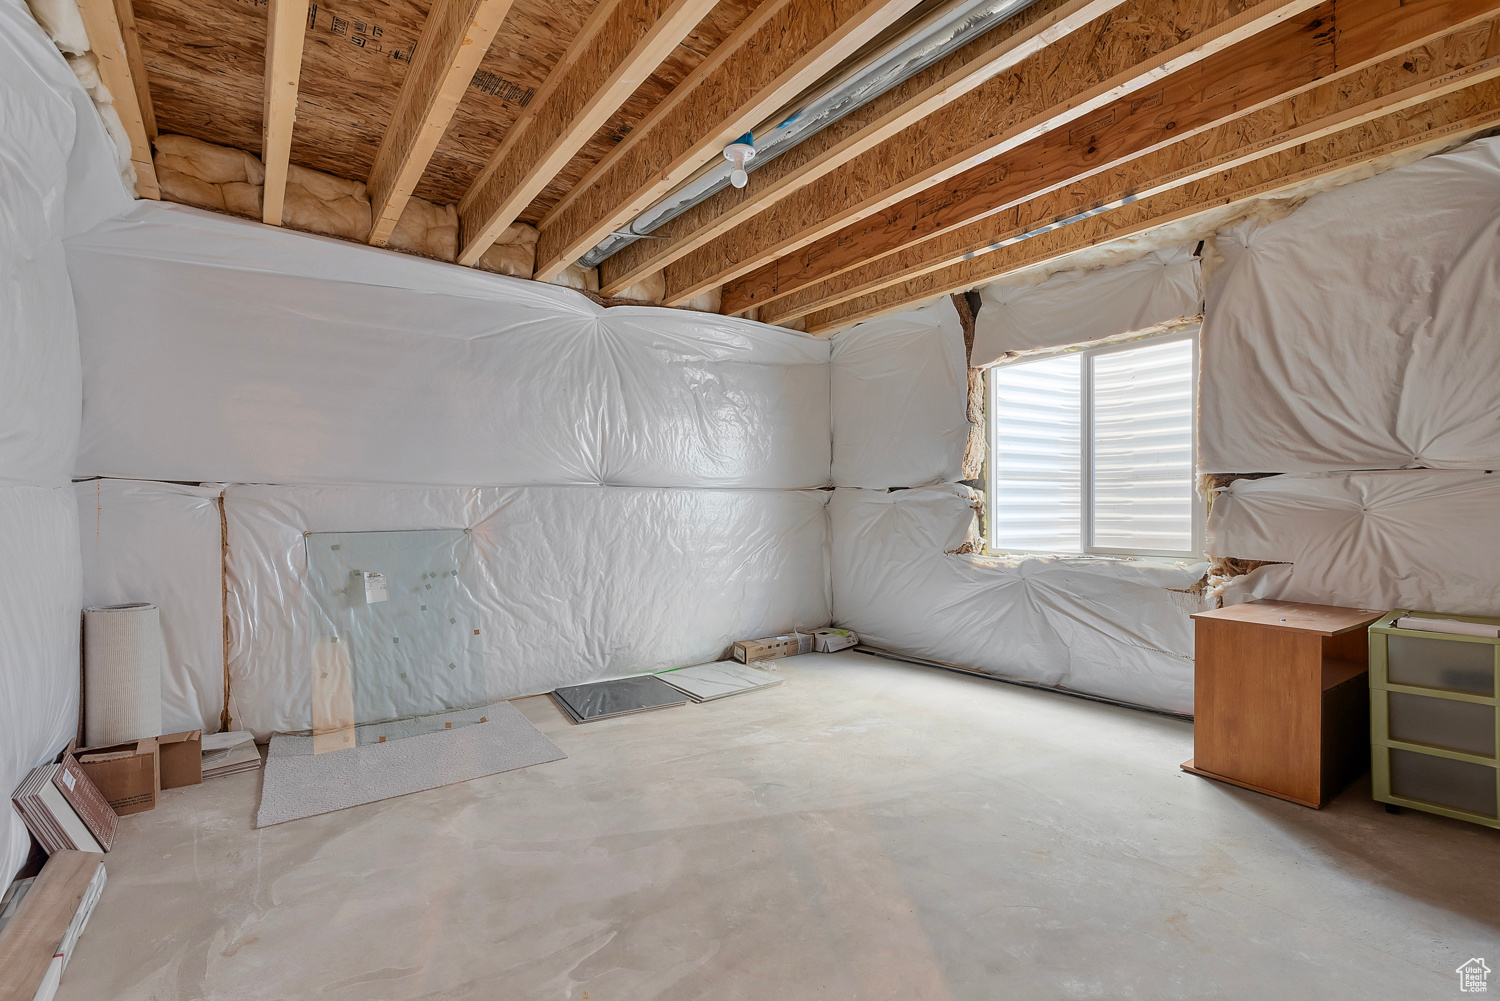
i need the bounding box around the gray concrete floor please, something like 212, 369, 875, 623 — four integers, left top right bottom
55, 652, 1500, 1001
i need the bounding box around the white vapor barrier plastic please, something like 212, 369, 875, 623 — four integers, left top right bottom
226, 483, 831, 737
972, 246, 1200, 365
1, 0, 133, 882
0, 486, 83, 880
77, 479, 226, 733
831, 486, 1207, 714
830, 298, 968, 488
66, 202, 831, 488
1207, 470, 1500, 615
1200, 137, 1500, 472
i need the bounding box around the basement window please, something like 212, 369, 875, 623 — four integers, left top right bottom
984, 330, 1200, 559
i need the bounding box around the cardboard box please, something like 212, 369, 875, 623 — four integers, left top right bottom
813, 628, 858, 653
75, 738, 159, 815
732, 633, 814, 663
158, 730, 203, 789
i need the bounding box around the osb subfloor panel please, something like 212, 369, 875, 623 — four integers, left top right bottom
55, 653, 1500, 1000
133, 0, 763, 220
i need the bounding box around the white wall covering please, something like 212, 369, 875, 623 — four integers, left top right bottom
830, 486, 1206, 714
1, 0, 132, 880
1200, 137, 1500, 473
76, 479, 225, 734
972, 246, 1200, 365
225, 483, 831, 737
829, 298, 968, 489
1207, 470, 1500, 615
66, 203, 831, 489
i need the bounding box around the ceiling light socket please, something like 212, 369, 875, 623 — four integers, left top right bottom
723, 133, 756, 188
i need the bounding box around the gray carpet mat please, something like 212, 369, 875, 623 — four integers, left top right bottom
256, 701, 564, 828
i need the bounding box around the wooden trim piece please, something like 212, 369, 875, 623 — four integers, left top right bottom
75, 0, 160, 197
799, 77, 1500, 332
660, 0, 1331, 307
261, 0, 312, 226
531, 0, 930, 282
746, 0, 1500, 318
594, 0, 1126, 295
456, 0, 718, 266
366, 0, 516, 246
112, 0, 156, 139
765, 16, 1500, 323
0, 852, 104, 1001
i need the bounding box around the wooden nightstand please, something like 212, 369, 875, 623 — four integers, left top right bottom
1183, 599, 1386, 808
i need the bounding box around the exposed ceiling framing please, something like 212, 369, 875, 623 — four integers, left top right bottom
113, 0, 1500, 329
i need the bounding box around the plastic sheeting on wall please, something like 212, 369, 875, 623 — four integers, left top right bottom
225, 483, 831, 738
76, 479, 225, 734
1207, 470, 1500, 616
830, 486, 1207, 714
65, 202, 831, 489
972, 246, 1201, 365
1199, 137, 1500, 473
1, 0, 132, 882
829, 298, 968, 489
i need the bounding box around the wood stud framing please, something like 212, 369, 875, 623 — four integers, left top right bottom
75, 0, 160, 197
800, 76, 1500, 332
261, 0, 312, 226
366, 0, 517, 246
594, 0, 1128, 295
456, 0, 719, 267
530, 0, 931, 282
756, 0, 1500, 323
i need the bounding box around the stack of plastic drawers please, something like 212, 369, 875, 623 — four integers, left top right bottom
1370, 611, 1500, 828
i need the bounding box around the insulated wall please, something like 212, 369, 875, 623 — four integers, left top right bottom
1, 0, 130, 880
65, 203, 833, 735
827, 297, 1207, 713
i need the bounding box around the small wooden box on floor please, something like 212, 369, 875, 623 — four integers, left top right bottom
1184, 599, 1385, 808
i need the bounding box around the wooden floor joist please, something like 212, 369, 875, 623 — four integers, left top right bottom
75, 0, 160, 197
746, 0, 1500, 318
657, 0, 1334, 310
593, 0, 1126, 296
760, 7, 1500, 323
799, 76, 1500, 333
530, 0, 929, 283
261, 0, 311, 226
456, 0, 719, 267
366, 0, 517, 246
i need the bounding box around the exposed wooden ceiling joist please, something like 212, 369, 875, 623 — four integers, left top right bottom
593, 0, 1127, 296
800, 75, 1500, 333
261, 0, 311, 225
75, 0, 160, 197
456, 0, 721, 267
366, 0, 518, 246
658, 0, 1333, 309
531, 0, 931, 283
756, 0, 1500, 322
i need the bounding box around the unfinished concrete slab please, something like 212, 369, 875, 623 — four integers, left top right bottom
53, 652, 1500, 1001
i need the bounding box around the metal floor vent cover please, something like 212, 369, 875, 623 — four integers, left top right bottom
552, 675, 688, 723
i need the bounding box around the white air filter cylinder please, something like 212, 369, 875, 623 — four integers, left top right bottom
83, 603, 164, 746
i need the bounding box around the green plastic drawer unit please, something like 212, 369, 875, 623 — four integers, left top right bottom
1370, 610, 1500, 829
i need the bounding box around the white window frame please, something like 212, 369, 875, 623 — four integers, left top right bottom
983, 328, 1203, 561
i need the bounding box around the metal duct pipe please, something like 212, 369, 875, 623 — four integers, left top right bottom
578, 0, 1042, 269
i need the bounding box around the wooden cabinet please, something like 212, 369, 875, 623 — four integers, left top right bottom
1183, 599, 1385, 808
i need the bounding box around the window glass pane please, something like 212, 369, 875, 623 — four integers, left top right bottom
1091, 339, 1194, 552
990, 353, 1081, 551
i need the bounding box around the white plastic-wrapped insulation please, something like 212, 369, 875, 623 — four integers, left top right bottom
972, 245, 1201, 365
1, 0, 132, 881
829, 486, 1206, 714
225, 483, 831, 738
1207, 470, 1500, 615
829, 298, 968, 489
66, 202, 832, 489
76, 479, 226, 734
1200, 137, 1500, 473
